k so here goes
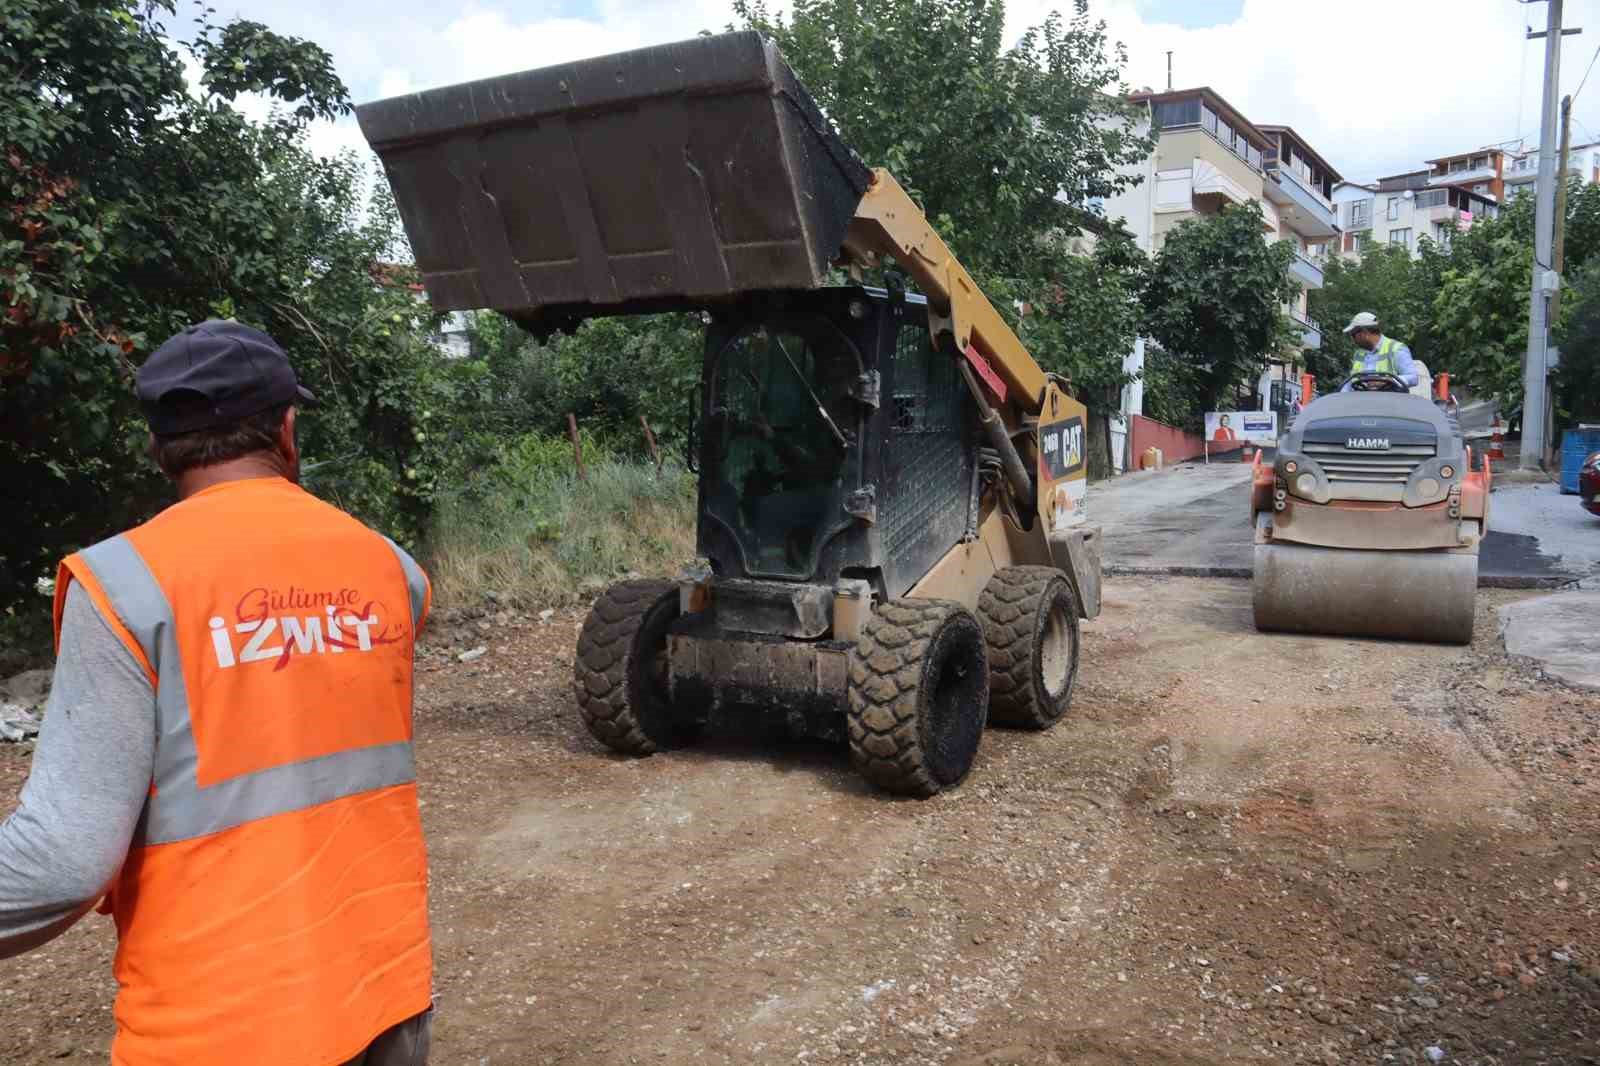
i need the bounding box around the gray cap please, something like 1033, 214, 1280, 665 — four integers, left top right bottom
1342, 311, 1380, 334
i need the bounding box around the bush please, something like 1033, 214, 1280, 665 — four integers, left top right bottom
427, 432, 696, 608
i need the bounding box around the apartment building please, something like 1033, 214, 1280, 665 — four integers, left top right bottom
1092, 88, 1344, 463
1108, 89, 1340, 352
1424, 147, 1509, 203
1503, 141, 1600, 199
1334, 171, 1498, 259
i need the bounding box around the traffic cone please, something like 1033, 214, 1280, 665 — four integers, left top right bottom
1487, 418, 1506, 461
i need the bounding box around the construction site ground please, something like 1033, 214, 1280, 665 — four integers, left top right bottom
4, 575, 1599, 1065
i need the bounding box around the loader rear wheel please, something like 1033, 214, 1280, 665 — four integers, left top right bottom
978, 566, 1080, 729
846, 599, 990, 797
574, 579, 698, 755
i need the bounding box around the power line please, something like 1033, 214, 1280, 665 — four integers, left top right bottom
1575, 40, 1600, 102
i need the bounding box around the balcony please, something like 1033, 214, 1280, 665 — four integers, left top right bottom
1288, 250, 1324, 289
1264, 163, 1339, 238
1289, 307, 1322, 349
1427, 165, 1496, 188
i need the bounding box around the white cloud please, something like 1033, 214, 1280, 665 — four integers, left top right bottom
214, 0, 1600, 187
1004, 0, 1600, 182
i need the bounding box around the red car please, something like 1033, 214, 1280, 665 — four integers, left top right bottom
1582, 451, 1600, 516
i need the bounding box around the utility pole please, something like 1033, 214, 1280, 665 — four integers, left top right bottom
1552, 95, 1574, 322
1521, 0, 1569, 471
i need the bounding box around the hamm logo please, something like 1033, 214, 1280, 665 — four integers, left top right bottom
1346, 436, 1390, 450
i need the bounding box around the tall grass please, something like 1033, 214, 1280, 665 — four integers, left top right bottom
428, 431, 696, 608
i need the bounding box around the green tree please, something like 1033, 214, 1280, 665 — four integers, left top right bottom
467, 312, 704, 453
1307, 244, 1424, 388
1552, 258, 1600, 428
0, 0, 462, 635
1139, 203, 1299, 413
733, 0, 1152, 469
733, 0, 1153, 281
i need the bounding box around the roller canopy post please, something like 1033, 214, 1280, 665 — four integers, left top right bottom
356, 32, 873, 332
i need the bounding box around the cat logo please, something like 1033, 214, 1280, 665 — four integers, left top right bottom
1346, 437, 1390, 450
1041, 415, 1086, 478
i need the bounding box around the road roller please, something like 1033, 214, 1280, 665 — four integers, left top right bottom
1250, 372, 1491, 643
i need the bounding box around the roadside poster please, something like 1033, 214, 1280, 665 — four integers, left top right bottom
1204, 411, 1278, 445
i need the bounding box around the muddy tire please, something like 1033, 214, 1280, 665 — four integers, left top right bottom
846, 598, 990, 797
574, 580, 697, 755
978, 566, 1080, 730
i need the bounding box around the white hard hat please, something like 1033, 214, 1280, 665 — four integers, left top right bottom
1342, 311, 1379, 334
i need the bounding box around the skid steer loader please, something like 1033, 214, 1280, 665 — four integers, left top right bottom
357, 31, 1102, 794
1250, 373, 1491, 644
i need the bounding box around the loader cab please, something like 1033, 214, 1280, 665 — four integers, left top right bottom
697, 286, 976, 598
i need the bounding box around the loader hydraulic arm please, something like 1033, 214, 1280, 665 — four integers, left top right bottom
840, 169, 1049, 415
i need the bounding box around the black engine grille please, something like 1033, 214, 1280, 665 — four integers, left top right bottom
1303, 441, 1435, 483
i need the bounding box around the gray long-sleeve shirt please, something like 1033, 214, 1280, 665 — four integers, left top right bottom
0, 582, 154, 957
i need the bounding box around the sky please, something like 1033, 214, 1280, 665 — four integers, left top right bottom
196, 0, 1600, 187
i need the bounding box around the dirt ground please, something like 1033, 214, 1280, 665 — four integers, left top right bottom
4, 576, 1598, 1065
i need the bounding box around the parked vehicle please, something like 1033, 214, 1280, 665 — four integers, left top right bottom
1580, 452, 1600, 516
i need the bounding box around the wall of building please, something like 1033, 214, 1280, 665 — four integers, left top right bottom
1096, 113, 1156, 254
1129, 413, 1219, 465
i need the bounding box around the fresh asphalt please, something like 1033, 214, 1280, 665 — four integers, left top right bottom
1088, 456, 1598, 589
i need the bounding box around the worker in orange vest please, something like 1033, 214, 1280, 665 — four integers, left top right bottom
0, 320, 434, 1064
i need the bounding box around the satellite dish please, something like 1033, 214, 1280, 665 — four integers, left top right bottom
1403, 190, 1414, 200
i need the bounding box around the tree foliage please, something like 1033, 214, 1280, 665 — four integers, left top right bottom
0, 0, 478, 633
1553, 259, 1600, 426
1310, 180, 1600, 413
733, 0, 1152, 425
1305, 245, 1426, 386
733, 0, 1152, 280
1139, 204, 1299, 414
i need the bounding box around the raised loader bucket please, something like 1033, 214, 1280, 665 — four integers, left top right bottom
355, 31, 873, 332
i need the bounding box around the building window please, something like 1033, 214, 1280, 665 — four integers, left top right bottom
1449, 159, 1467, 173
1350, 234, 1364, 253
1151, 97, 1200, 130
1389, 228, 1412, 249
1348, 199, 1372, 227
1471, 154, 1488, 169
1387, 195, 1401, 221
1473, 183, 1489, 195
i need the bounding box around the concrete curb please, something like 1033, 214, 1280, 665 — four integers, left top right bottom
1105, 564, 1250, 580
1478, 574, 1579, 590
1105, 563, 1578, 590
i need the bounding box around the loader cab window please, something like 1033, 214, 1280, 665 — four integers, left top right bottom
705, 318, 861, 578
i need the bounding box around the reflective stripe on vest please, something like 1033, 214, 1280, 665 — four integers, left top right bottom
76, 533, 417, 845
54, 478, 432, 1066
1351, 336, 1399, 377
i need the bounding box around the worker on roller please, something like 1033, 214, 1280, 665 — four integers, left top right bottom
1340, 311, 1418, 389
0, 321, 435, 1064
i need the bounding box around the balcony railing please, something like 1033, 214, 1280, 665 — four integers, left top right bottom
1427, 165, 1496, 187
1289, 251, 1325, 289
1288, 307, 1320, 331
1270, 161, 1334, 210
1287, 307, 1322, 349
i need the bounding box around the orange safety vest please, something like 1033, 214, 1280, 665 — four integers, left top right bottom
53, 477, 433, 1066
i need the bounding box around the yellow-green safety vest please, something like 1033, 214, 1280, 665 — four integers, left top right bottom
1351, 336, 1402, 377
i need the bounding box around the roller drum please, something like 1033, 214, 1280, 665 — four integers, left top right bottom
1252, 544, 1477, 644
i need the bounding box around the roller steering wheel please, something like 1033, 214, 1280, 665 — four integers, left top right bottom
1343, 372, 1410, 393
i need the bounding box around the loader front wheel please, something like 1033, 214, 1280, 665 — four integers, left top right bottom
978, 566, 1080, 729
847, 599, 990, 797
574, 580, 698, 755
